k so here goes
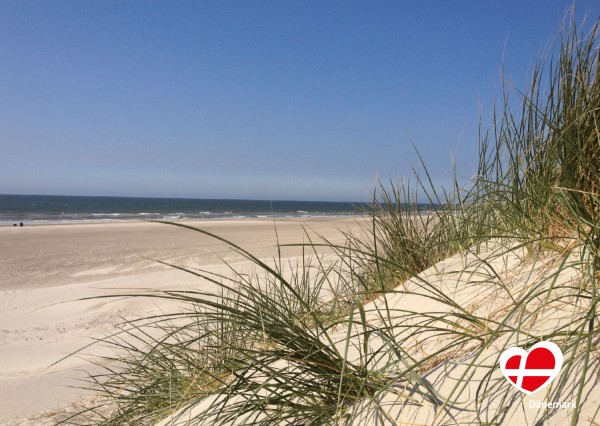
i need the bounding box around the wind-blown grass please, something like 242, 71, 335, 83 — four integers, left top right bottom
66, 10, 599, 426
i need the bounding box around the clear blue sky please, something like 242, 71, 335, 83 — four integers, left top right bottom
1, 1, 598, 201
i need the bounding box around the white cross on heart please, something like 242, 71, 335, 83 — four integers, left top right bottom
499, 341, 563, 395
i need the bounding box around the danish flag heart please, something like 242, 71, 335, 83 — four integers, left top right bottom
499, 341, 563, 394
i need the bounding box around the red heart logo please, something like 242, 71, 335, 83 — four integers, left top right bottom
499, 341, 563, 394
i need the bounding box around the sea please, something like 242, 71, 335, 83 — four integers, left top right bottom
0, 194, 370, 225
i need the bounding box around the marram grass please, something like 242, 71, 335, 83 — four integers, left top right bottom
65, 12, 599, 426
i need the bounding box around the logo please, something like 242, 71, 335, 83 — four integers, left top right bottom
499, 341, 563, 394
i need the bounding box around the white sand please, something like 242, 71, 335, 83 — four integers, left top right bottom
156, 240, 599, 426
0, 217, 365, 424
7, 218, 592, 425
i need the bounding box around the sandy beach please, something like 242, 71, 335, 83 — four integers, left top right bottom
3, 2, 597, 424
0, 217, 365, 424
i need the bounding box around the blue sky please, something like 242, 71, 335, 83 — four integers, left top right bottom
1, 1, 598, 201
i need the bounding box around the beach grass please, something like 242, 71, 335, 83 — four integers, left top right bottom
65, 10, 599, 425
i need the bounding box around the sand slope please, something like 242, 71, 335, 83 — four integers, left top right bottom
156, 240, 599, 425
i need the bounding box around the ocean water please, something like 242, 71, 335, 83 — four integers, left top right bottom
0, 194, 370, 224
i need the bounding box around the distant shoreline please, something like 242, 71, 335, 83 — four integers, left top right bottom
0, 212, 367, 227
0, 194, 373, 225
